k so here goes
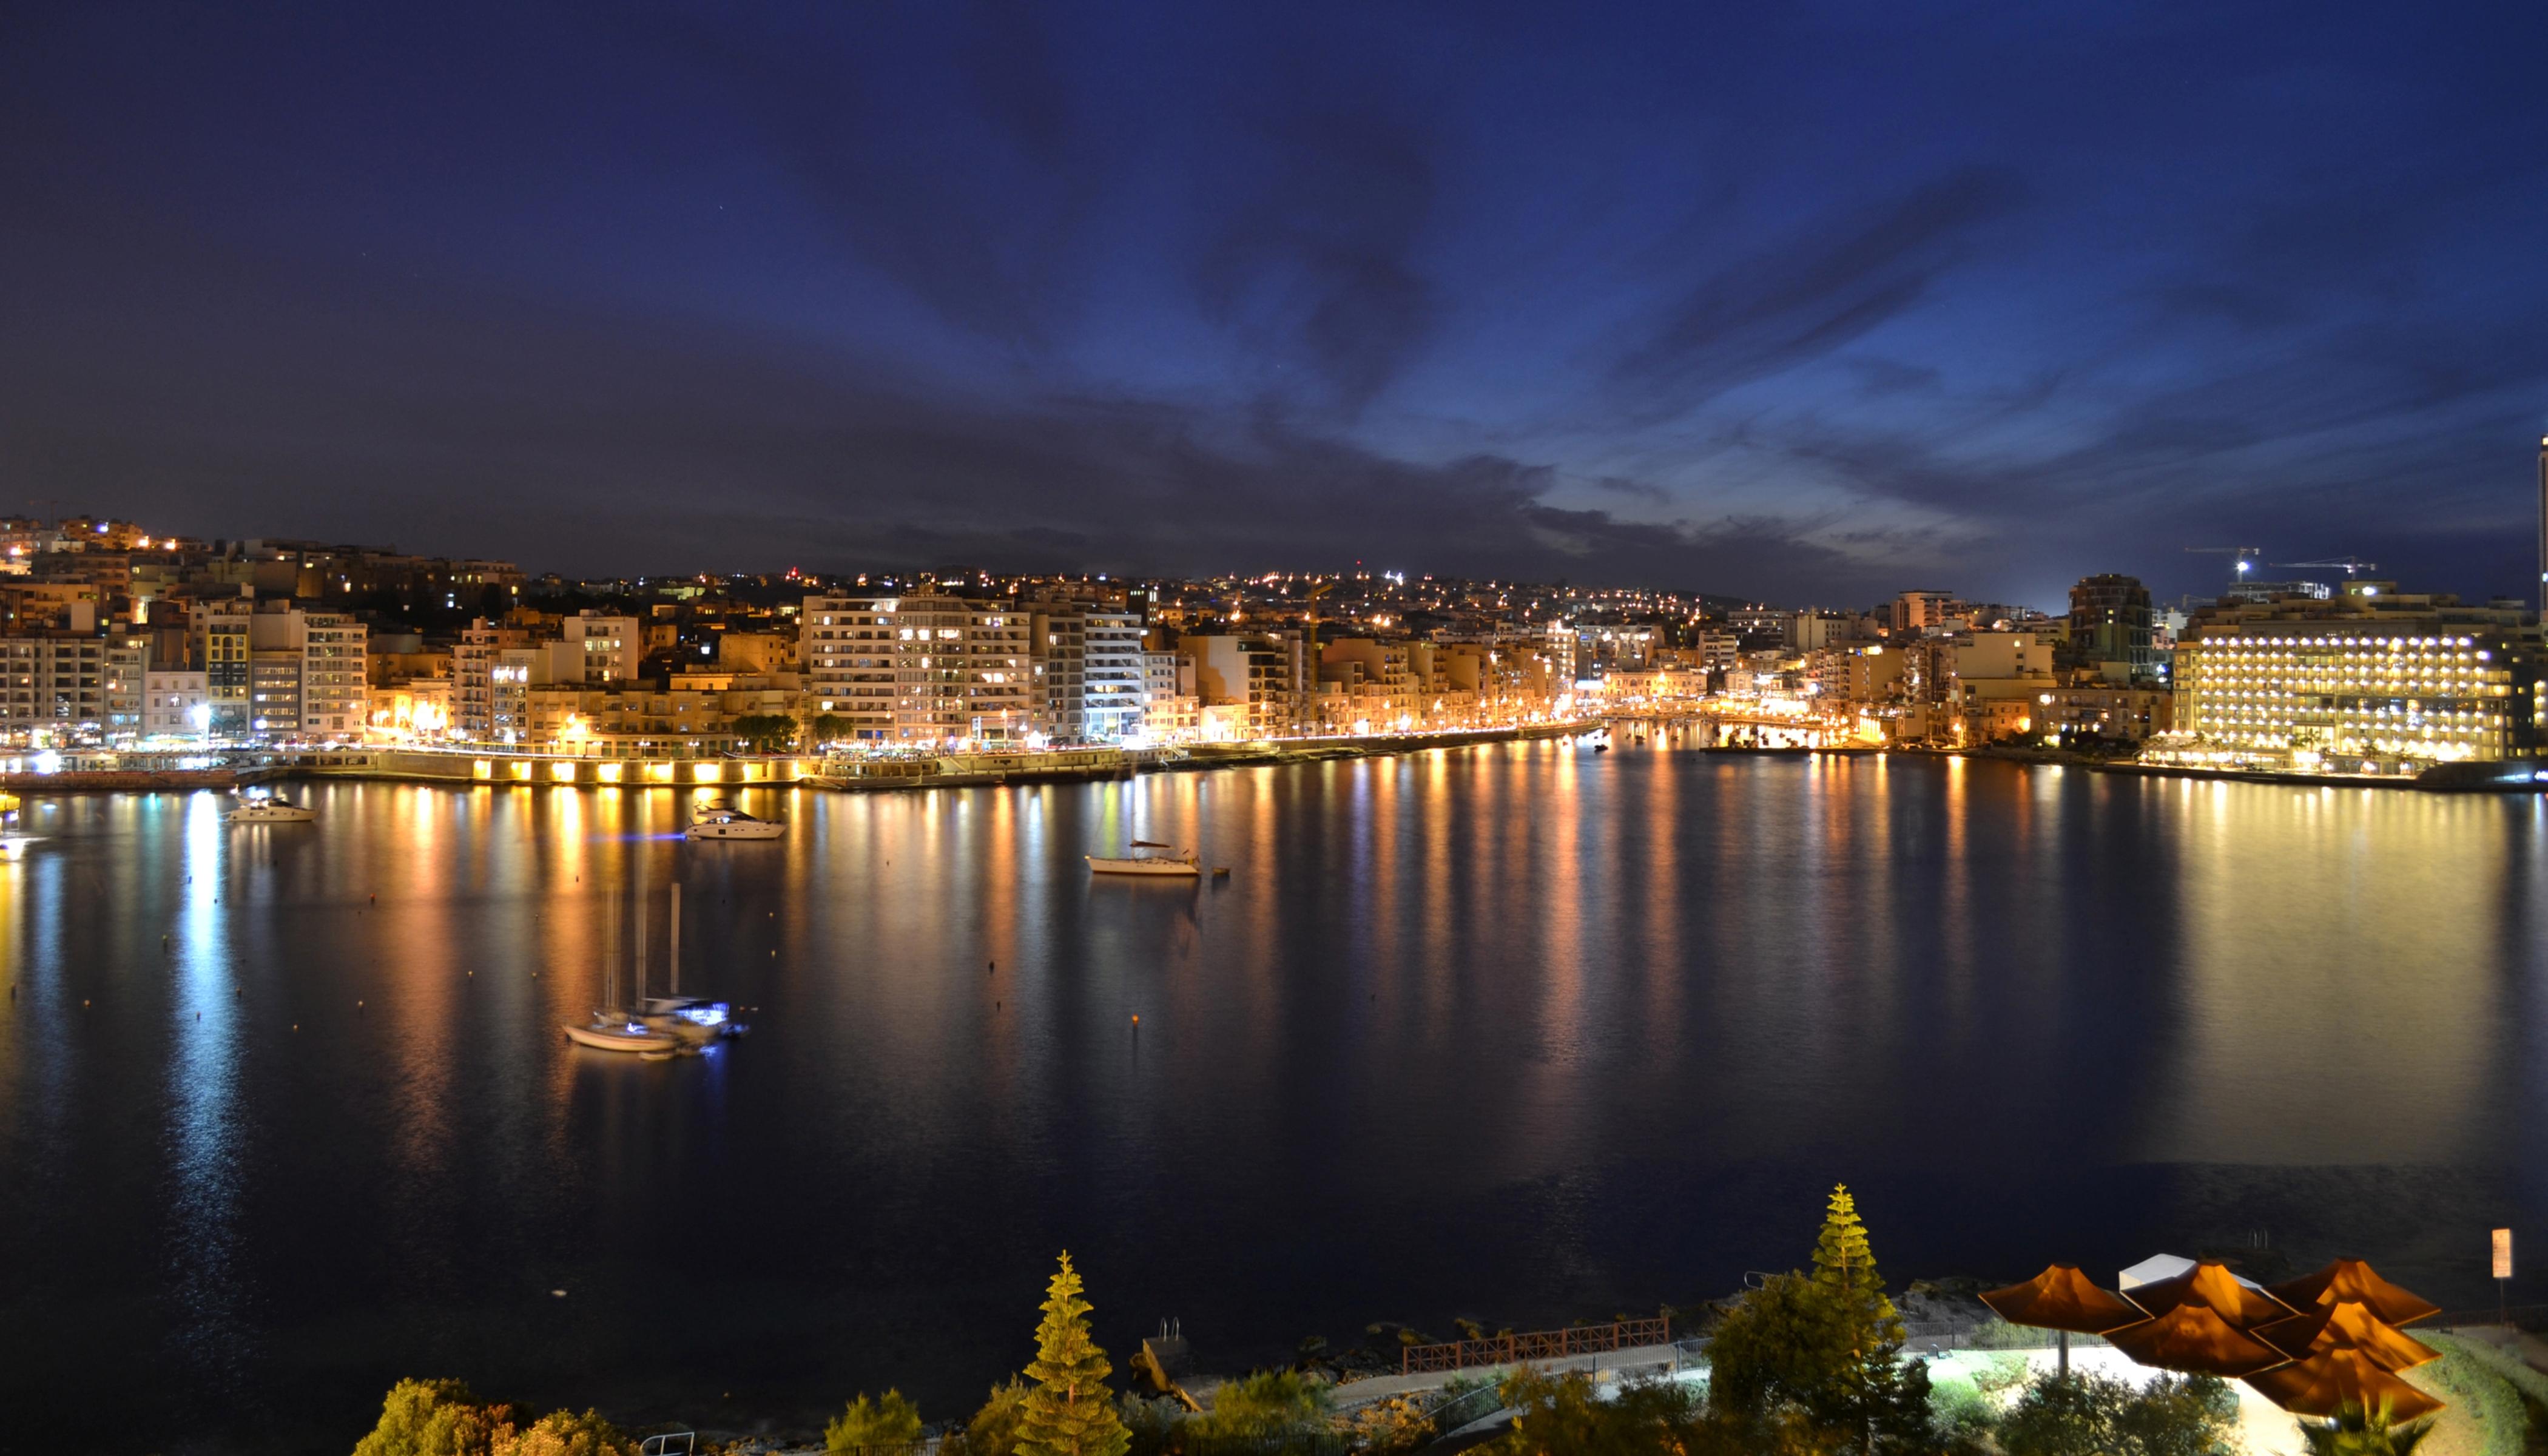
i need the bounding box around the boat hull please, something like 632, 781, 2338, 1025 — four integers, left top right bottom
686, 821, 784, 841
226, 807, 314, 824
562, 1021, 681, 1053
1086, 856, 1201, 877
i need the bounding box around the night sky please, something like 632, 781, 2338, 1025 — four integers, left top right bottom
6, 3, 2547, 608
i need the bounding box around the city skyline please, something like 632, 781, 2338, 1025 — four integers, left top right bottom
8, 5, 2548, 608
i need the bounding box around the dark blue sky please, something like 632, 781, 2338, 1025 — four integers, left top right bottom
5, 3, 2547, 608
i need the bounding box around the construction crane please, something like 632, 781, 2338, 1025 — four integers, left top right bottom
2185, 545, 2263, 581
2271, 556, 2378, 577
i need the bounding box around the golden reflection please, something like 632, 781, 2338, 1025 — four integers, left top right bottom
2147, 782, 2506, 1164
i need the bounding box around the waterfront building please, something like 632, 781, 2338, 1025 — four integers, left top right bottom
1082, 607, 1145, 743
1184, 632, 1299, 737
2039, 684, 2176, 743
2165, 582, 2540, 772
249, 650, 302, 736
1141, 649, 1198, 743
798, 593, 1033, 744
144, 668, 209, 738
0, 635, 109, 736
199, 596, 254, 736
2066, 574, 2159, 683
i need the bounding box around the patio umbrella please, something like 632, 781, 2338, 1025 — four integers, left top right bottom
1980, 1265, 2149, 1377
2267, 1259, 2443, 1328
2245, 1347, 2445, 1421
2104, 1302, 2292, 1378
2122, 1260, 2297, 1330
2256, 1300, 2441, 1372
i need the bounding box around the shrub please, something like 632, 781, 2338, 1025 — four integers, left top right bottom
826, 1390, 923, 1452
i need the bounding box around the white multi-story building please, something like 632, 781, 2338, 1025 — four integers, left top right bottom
1083, 607, 1145, 743
800, 593, 1034, 744
145, 669, 211, 738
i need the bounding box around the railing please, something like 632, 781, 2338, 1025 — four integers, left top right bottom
1400, 1316, 1672, 1375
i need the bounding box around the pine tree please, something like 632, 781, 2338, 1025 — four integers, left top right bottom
1016, 1253, 1131, 1456
1809, 1184, 1922, 1456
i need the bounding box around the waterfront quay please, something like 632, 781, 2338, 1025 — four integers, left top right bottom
0, 720, 1597, 794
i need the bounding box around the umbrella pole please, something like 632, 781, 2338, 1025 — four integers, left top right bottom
2058, 1329, 2069, 1378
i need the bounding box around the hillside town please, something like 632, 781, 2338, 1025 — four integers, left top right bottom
0, 514, 2529, 782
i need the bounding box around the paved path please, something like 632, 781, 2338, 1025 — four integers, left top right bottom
1324, 1341, 1690, 1410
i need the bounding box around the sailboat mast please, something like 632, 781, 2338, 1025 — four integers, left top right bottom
633, 870, 647, 1006
669, 882, 681, 997
603, 885, 619, 1013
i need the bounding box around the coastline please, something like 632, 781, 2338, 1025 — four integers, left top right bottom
0, 719, 1603, 796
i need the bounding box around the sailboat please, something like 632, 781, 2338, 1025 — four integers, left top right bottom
562, 885, 681, 1054
636, 881, 741, 1042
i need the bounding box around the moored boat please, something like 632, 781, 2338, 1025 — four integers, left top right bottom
563, 1016, 681, 1053
1087, 840, 1201, 877
226, 792, 314, 824
686, 801, 784, 841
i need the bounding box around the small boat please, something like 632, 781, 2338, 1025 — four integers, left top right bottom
226, 793, 315, 824
562, 883, 684, 1054
686, 801, 784, 841
1087, 840, 1201, 877
1593, 743, 1609, 753
562, 1015, 681, 1053
638, 996, 744, 1043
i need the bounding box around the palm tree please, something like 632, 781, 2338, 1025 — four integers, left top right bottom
2296, 1400, 2436, 1456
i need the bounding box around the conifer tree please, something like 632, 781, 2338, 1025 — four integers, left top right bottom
1812, 1182, 1903, 1340
1810, 1184, 1924, 1456
1016, 1253, 1131, 1456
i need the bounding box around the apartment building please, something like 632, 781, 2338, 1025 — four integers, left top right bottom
799, 593, 1034, 744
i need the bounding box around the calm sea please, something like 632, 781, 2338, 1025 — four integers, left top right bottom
0, 743, 2538, 1452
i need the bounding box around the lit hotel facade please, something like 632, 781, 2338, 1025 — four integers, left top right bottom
2168, 582, 2540, 774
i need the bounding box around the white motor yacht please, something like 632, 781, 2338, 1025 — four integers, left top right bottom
226, 793, 315, 824
686, 801, 784, 841
1087, 840, 1202, 877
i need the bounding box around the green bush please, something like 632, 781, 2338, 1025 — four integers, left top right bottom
353, 1379, 516, 1456
1996, 1371, 2237, 1456
826, 1389, 923, 1452
1202, 1369, 1330, 1438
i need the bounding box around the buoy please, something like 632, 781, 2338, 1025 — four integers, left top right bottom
357, 1000, 364, 1010
292, 1023, 298, 1031
82, 999, 89, 1008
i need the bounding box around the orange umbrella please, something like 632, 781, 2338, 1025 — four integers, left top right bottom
2105, 1302, 2291, 1378
2267, 1259, 2443, 1328
1983, 1263, 2154, 1378
2256, 1300, 2441, 1372
2123, 1261, 2297, 1330
1980, 1266, 2149, 1334
2245, 1347, 2444, 1421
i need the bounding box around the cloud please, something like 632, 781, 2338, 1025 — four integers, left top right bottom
1195, 101, 1440, 414
1606, 167, 2029, 419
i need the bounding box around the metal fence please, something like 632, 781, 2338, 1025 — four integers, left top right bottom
1400, 1317, 1673, 1375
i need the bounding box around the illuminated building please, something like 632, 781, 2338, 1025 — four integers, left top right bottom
2169, 584, 2539, 772
144, 669, 209, 738
564, 610, 641, 683
799, 593, 1033, 744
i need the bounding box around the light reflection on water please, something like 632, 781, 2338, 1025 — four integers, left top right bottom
0, 750, 2541, 1454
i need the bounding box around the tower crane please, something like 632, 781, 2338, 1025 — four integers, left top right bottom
2271, 556, 2378, 578
2184, 545, 2262, 582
